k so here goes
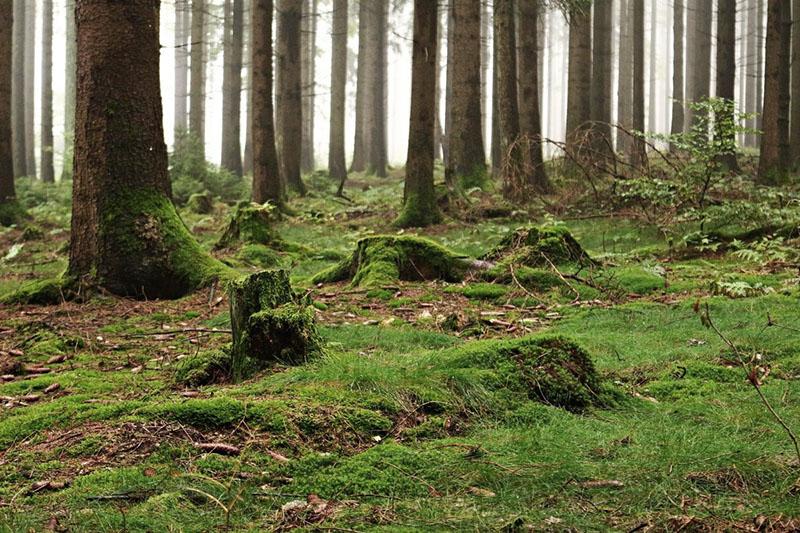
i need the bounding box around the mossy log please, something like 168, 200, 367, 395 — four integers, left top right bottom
186, 192, 214, 214
216, 202, 282, 250
228, 270, 320, 378
312, 235, 477, 288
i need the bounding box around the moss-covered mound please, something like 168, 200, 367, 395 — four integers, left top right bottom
173, 349, 232, 386
216, 202, 282, 250
312, 235, 474, 288
186, 192, 214, 214
0, 278, 70, 306
484, 226, 592, 266
229, 270, 321, 377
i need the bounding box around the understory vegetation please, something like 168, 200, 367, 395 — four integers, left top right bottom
1, 168, 800, 531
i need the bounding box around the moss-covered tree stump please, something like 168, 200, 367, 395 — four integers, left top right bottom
311, 235, 475, 288
484, 226, 592, 266
216, 202, 282, 250
186, 192, 214, 214
229, 270, 321, 377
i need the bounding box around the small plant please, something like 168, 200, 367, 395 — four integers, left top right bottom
182, 473, 246, 531
730, 236, 798, 264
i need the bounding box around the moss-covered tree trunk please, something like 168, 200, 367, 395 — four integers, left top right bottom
396, 0, 441, 228
68, 0, 225, 299
0, 0, 14, 213
251, 0, 283, 205
277, 0, 306, 194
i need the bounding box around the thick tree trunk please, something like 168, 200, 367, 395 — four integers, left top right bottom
591, 0, 613, 158
517, 0, 549, 193
277, 0, 305, 194
350, 0, 368, 172
11, 0, 24, 178
300, 0, 317, 173
758, 0, 790, 182
63, 0, 77, 181
565, 5, 591, 157
252, 0, 283, 204
221, 0, 244, 176
716, 0, 739, 171
617, 0, 632, 153
23, 0, 34, 178
630, 0, 647, 166
328, 0, 348, 185
446, 0, 486, 189
174, 0, 189, 138
670, 0, 684, 141
40, 0, 54, 184
366, 0, 388, 177
686, 0, 712, 134
69, 0, 223, 299
189, 0, 206, 155
494, 0, 523, 198
0, 0, 14, 204
791, 0, 800, 165
396, 0, 440, 228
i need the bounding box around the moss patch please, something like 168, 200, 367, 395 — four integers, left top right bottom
216, 202, 282, 250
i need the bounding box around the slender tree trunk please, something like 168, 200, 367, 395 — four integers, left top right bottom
778, 0, 792, 170
396, 0, 440, 228
745, 0, 758, 147
565, 5, 592, 156
0, 0, 14, 207
491, 21, 501, 177
23, 0, 34, 178
39, 0, 54, 183
300, 0, 317, 173
243, 0, 253, 176
63, 0, 76, 181
367, 0, 388, 177
617, 0, 632, 153
329, 0, 348, 187
480, 0, 489, 151
756, 0, 764, 145
350, 0, 368, 172
443, 0, 454, 173
494, 0, 523, 198
174, 0, 189, 138
433, 6, 444, 162
517, 0, 549, 193
69, 0, 222, 298
252, 0, 283, 204
221, 0, 244, 176
790, 0, 800, 165
11, 0, 25, 178
277, 0, 305, 193
647, 0, 657, 131
687, 0, 712, 135
716, 0, 739, 171
630, 0, 646, 166
670, 0, 684, 141
189, 0, 206, 156
758, 0, 790, 182
591, 0, 613, 158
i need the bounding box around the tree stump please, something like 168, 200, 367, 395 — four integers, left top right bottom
187, 192, 214, 214
229, 270, 320, 378
216, 202, 282, 250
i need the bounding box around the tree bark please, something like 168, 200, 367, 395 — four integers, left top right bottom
756, 0, 764, 145
396, 0, 440, 228
300, 0, 317, 173
446, 0, 486, 188
252, 0, 283, 204
791, 0, 800, 165
630, 0, 646, 166
758, 0, 790, 182
328, 0, 347, 185
480, 0, 490, 152
494, 0, 523, 198
23, 0, 34, 178
517, 0, 548, 193
40, 0, 54, 183
670, 0, 684, 140
189, 0, 206, 155
565, 5, 591, 157
174, 0, 189, 138
366, 0, 388, 177
0, 0, 14, 203
69, 0, 223, 298
221, 0, 244, 176
63, 0, 77, 181
647, 0, 657, 131
686, 0, 712, 134
617, 0, 632, 153
350, 0, 368, 172
277, 0, 305, 194
11, 0, 24, 178
591, 0, 613, 158
716, 0, 739, 171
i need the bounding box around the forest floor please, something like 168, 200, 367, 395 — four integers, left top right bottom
0, 172, 799, 532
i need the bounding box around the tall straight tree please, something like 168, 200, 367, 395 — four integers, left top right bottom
758, 0, 791, 182
328, 0, 348, 186
174, 0, 190, 138
670, 0, 684, 141
40, 0, 54, 183
396, 0, 440, 227
480, 0, 490, 148
23, 0, 33, 178
300, 0, 317, 173
630, 0, 646, 166
517, 0, 549, 192
617, 0, 632, 153
647, 0, 657, 130
790, 0, 800, 165
366, 0, 387, 177
494, 0, 523, 197
350, 0, 368, 172
565, 4, 591, 156
446, 0, 486, 188
277, 0, 306, 193
686, 0, 712, 133
756, 0, 764, 143
716, 0, 739, 171
591, 0, 613, 157
63, 0, 76, 180
252, 0, 283, 205
745, 0, 758, 147
0, 0, 15, 221
11, 0, 24, 178
69, 0, 223, 298
189, 0, 206, 156
221, 0, 244, 176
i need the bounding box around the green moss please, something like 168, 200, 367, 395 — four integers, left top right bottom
613, 266, 665, 295
245, 304, 322, 365
484, 225, 592, 266
149, 397, 245, 429
0, 277, 69, 305
236, 243, 283, 269
20, 225, 45, 241
0, 199, 26, 226
460, 283, 511, 301
394, 191, 443, 228
216, 201, 282, 249
186, 191, 215, 214
312, 235, 473, 288
173, 349, 232, 386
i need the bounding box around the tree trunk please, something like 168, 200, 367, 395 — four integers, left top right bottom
716, 0, 739, 171
446, 0, 486, 189
443, 0, 454, 173
630, 0, 646, 166
591, 0, 613, 158
647, 0, 657, 131
350, 0, 368, 172
367, 0, 387, 177
63, 0, 77, 181
481, 0, 490, 151
670, 0, 684, 141
490, 22, 501, 177
396, 0, 440, 228
756, 0, 764, 146
328, 0, 348, 185
23, 0, 34, 178
277, 0, 305, 194
300, 0, 317, 173
494, 0, 523, 198
11, 0, 24, 178
617, 0, 632, 153
69, 0, 223, 299
686, 0, 712, 134
189, 0, 206, 155
758, 0, 790, 182
243, 0, 253, 176
791, 0, 800, 165
252, 0, 283, 204
174, 0, 189, 138
517, 0, 548, 193
565, 6, 591, 157
0, 0, 14, 204
40, 0, 54, 183
221, 0, 244, 176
